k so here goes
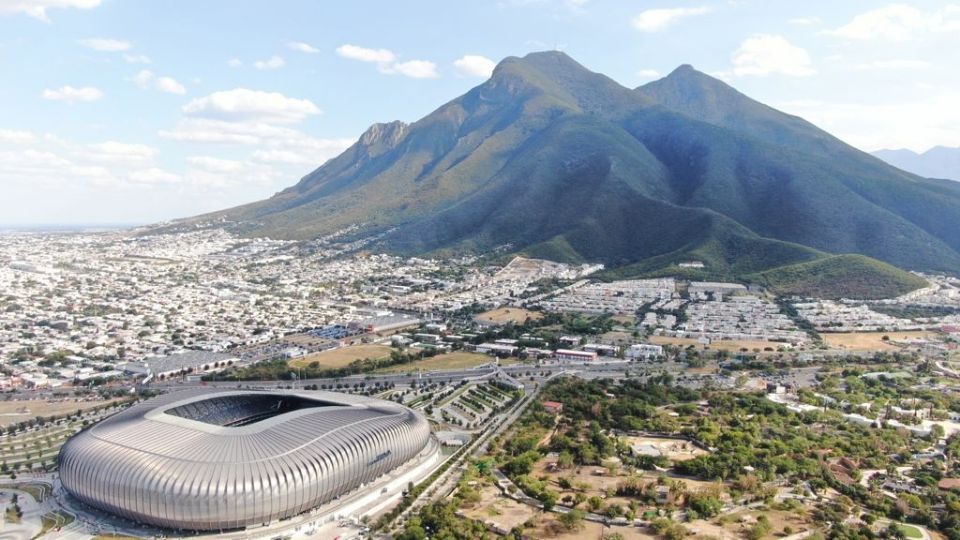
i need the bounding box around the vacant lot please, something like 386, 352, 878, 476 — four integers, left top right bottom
823, 331, 938, 351
621, 435, 709, 462
288, 344, 392, 369
476, 307, 544, 325
649, 336, 786, 352
531, 453, 722, 514
527, 516, 654, 540
460, 485, 537, 532
0, 398, 121, 427
689, 509, 812, 540
376, 351, 513, 373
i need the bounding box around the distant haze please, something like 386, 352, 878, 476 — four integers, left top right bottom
873, 147, 960, 182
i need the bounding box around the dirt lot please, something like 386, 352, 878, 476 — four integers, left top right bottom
622, 435, 709, 462
476, 308, 544, 325
686, 509, 812, 540
531, 454, 723, 513
376, 351, 516, 373
0, 398, 121, 427
650, 336, 787, 352
460, 485, 538, 532
527, 516, 655, 540
288, 344, 392, 369
822, 331, 939, 351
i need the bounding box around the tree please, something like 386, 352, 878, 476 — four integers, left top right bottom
558, 508, 585, 531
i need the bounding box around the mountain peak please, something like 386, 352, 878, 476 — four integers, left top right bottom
489, 50, 649, 116
359, 120, 408, 147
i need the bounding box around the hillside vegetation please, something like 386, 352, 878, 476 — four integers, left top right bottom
175, 51, 960, 297
747, 254, 928, 300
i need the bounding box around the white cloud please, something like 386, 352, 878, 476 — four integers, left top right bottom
855, 59, 932, 71
636, 69, 661, 79
0, 129, 36, 143
160, 118, 272, 144
254, 55, 285, 70
182, 89, 321, 124
42, 85, 103, 103
160, 118, 353, 159
453, 55, 496, 78
336, 44, 439, 79
0, 0, 100, 22
133, 69, 154, 88
632, 6, 711, 32
132, 70, 186, 94
78, 37, 131, 52
777, 93, 960, 152
390, 60, 439, 79
0, 147, 113, 187
128, 167, 181, 185
186, 155, 244, 173
227, 58, 243, 68
825, 4, 960, 41
788, 16, 821, 26
155, 76, 186, 95
252, 149, 316, 164
86, 141, 155, 162
731, 34, 815, 77
336, 44, 396, 64
287, 41, 319, 54
122, 53, 151, 64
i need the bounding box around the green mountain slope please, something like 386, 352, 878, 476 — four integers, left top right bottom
182, 51, 960, 296
747, 255, 929, 300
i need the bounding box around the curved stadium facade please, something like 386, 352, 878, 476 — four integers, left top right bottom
58, 389, 432, 531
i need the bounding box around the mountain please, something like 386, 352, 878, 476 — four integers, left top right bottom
184, 52, 960, 295
873, 147, 960, 182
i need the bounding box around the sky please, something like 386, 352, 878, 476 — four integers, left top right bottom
1, 1, 958, 225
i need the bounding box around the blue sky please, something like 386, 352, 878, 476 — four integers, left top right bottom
1, 0, 958, 225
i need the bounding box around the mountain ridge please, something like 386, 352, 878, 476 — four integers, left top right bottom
179, 51, 960, 295
873, 146, 960, 182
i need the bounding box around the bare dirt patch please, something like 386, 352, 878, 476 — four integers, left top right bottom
476, 308, 544, 325
823, 331, 938, 351
0, 398, 121, 427
288, 344, 392, 369
460, 485, 537, 532
376, 351, 516, 373
649, 336, 788, 353
622, 435, 709, 462
527, 517, 655, 540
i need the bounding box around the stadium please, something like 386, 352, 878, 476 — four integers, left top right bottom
58, 389, 432, 531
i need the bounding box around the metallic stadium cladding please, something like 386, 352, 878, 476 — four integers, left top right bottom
58, 389, 431, 531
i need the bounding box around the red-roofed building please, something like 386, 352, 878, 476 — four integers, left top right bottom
543, 401, 564, 415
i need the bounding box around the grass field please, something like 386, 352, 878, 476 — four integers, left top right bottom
288, 344, 393, 369
475, 307, 543, 325
897, 523, 924, 539
822, 331, 937, 351
375, 351, 512, 373
0, 398, 121, 427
